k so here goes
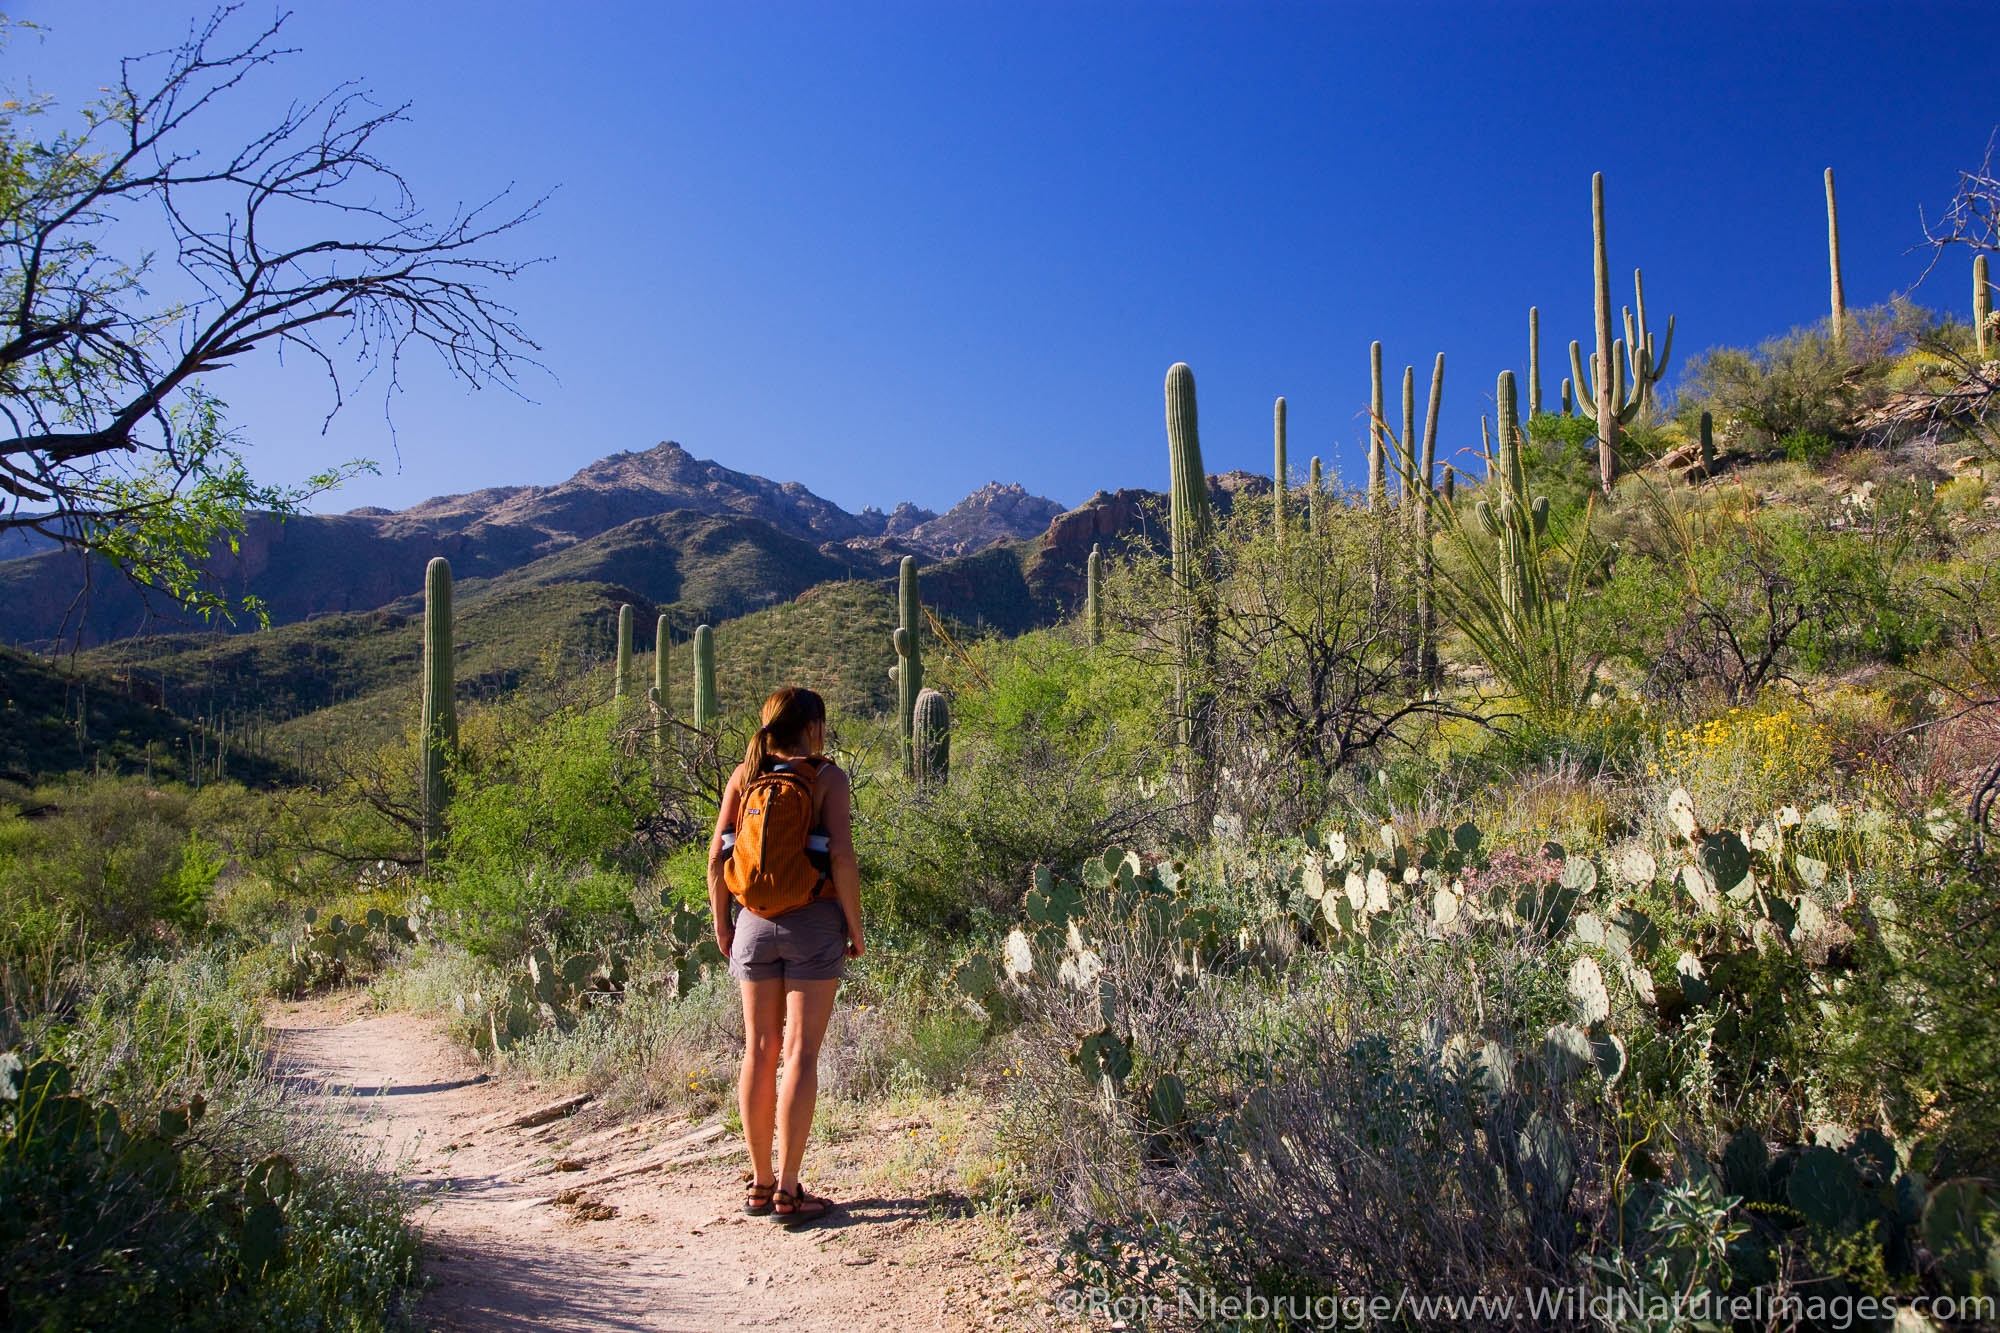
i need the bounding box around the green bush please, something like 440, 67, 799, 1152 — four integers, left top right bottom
433, 706, 654, 955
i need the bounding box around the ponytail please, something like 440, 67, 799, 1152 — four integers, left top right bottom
740, 687, 826, 776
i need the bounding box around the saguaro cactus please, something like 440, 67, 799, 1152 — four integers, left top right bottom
1528, 307, 1543, 418
1699, 411, 1716, 473
1475, 371, 1549, 619
890, 555, 924, 774
1561, 377, 1574, 417
1825, 167, 1846, 349
1272, 396, 1288, 543
614, 603, 634, 701
1308, 456, 1323, 529
1418, 353, 1443, 688
692, 624, 718, 731
1401, 364, 1417, 516
648, 614, 671, 731
420, 557, 456, 850
1976, 254, 1992, 360
1573, 175, 1673, 495
912, 688, 950, 790
1368, 341, 1386, 513
1166, 362, 1214, 756
1573, 175, 1671, 493
1086, 543, 1104, 646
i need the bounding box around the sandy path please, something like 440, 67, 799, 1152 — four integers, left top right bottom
267, 996, 1052, 1332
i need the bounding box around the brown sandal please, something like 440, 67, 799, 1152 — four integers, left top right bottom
770, 1184, 835, 1228
743, 1181, 776, 1216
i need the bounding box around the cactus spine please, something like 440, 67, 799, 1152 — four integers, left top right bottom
1272, 396, 1288, 543
912, 687, 950, 790
1528, 306, 1542, 418
1368, 341, 1386, 513
1825, 167, 1846, 349
1086, 543, 1104, 646
1699, 411, 1715, 473
614, 603, 634, 700
1474, 371, 1549, 619
1308, 455, 1322, 529
1976, 254, 1992, 360
1166, 363, 1214, 757
692, 624, 717, 731
421, 557, 456, 852
1572, 175, 1673, 493
890, 555, 924, 775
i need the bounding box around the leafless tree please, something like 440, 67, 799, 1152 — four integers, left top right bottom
0, 6, 543, 607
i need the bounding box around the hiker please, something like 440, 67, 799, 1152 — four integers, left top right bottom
708, 686, 864, 1227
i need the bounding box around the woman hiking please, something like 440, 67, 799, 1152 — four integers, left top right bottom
708, 686, 863, 1227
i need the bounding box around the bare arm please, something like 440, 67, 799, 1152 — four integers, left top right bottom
707, 767, 744, 954
817, 765, 865, 959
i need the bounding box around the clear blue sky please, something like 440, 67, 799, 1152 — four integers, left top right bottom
10, 1, 1995, 517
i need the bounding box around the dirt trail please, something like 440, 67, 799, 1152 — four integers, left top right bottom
267, 995, 1049, 1332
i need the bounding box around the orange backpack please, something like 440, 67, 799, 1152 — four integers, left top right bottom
724, 758, 830, 918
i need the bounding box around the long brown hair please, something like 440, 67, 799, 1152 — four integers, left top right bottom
742, 686, 827, 775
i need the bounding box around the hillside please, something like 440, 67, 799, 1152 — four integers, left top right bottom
0, 442, 1066, 649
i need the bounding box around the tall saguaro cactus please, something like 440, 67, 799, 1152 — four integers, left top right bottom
614, 603, 634, 701
1699, 411, 1716, 473
648, 614, 671, 732
1400, 364, 1417, 518
1308, 456, 1323, 529
1573, 174, 1674, 494
420, 556, 457, 852
1086, 543, 1104, 646
692, 625, 718, 731
1368, 341, 1386, 513
891, 555, 924, 774
1976, 254, 1992, 360
912, 688, 950, 791
1475, 371, 1549, 620
1418, 353, 1444, 688
1528, 307, 1543, 418
1272, 396, 1288, 544
1825, 167, 1847, 349
1166, 362, 1214, 757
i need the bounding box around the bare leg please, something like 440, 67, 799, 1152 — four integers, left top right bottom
738, 978, 785, 1186
775, 977, 840, 1193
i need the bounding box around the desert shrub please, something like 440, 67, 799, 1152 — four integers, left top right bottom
432, 705, 653, 955
1645, 703, 1835, 830
1678, 305, 1935, 452
4, 945, 420, 1331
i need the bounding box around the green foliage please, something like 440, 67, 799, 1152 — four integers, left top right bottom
1677, 303, 1939, 451
433, 706, 652, 955
1781, 429, 1834, 464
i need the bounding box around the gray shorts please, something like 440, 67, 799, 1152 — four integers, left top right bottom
727, 898, 848, 983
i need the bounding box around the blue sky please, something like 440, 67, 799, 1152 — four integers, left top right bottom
10, 1, 1995, 517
